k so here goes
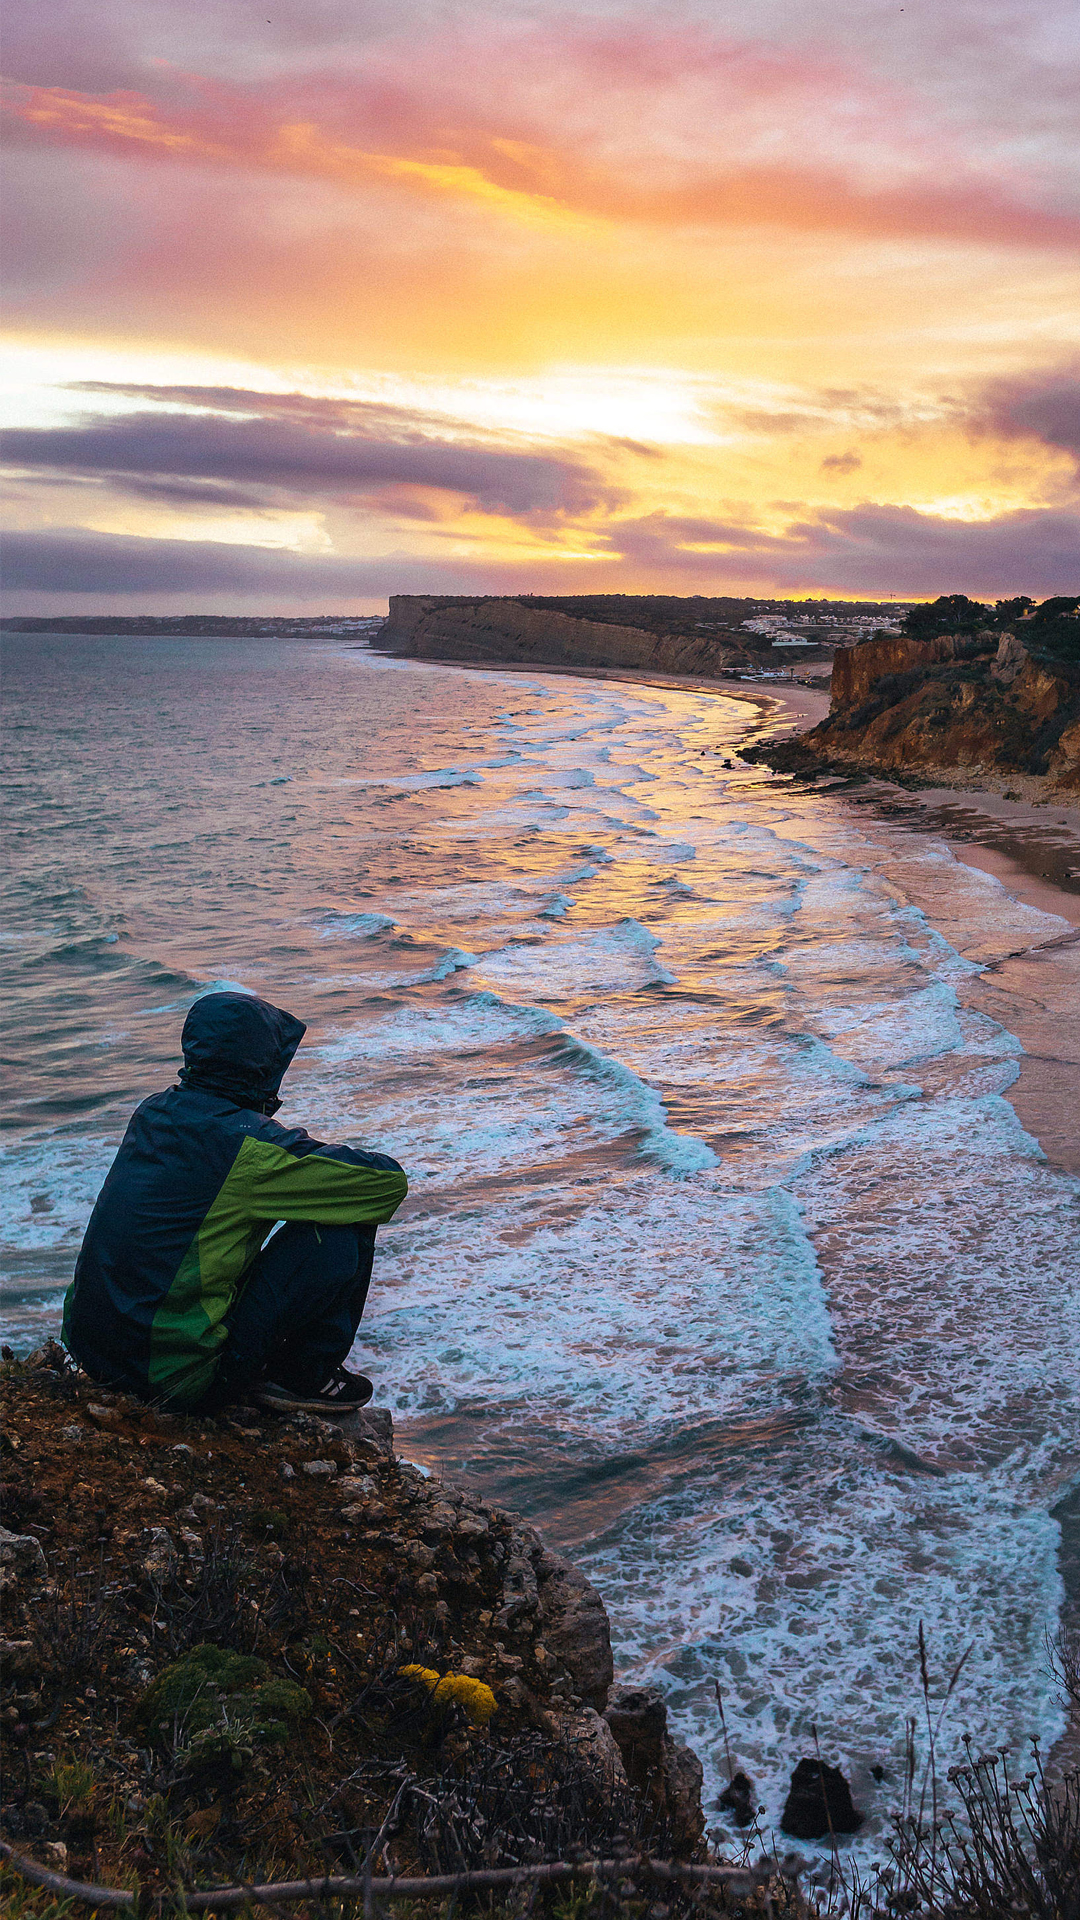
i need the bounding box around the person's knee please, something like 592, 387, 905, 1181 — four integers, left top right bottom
272, 1221, 362, 1286
315, 1224, 364, 1285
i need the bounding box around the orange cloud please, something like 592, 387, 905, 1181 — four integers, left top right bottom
1, 81, 228, 162
4, 59, 1078, 255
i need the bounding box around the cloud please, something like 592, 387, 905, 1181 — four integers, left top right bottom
607, 502, 1080, 596
2, 391, 618, 519
5, 2, 1080, 257
979, 364, 1080, 467
820, 451, 863, 474
4, 500, 1076, 607
0, 527, 426, 596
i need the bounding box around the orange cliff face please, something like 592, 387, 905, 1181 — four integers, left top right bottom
771, 630, 1080, 793
828, 630, 996, 711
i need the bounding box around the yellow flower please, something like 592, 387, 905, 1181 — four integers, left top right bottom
397, 1666, 497, 1726
398, 1664, 441, 1690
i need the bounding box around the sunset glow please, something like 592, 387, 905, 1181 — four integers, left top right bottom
2, 0, 1078, 608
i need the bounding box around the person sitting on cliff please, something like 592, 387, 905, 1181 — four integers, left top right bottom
62, 991, 408, 1416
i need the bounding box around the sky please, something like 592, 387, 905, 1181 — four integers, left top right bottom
2, 0, 1078, 611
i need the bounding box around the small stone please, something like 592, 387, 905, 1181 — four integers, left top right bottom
61, 1424, 87, 1443
302, 1459, 336, 1478
729, 1557, 754, 1577
142, 1527, 175, 1579
280, 1463, 296, 1479
171, 1443, 194, 1456
179, 1529, 204, 1557
416, 1572, 440, 1596
0, 1526, 46, 1582
86, 1404, 124, 1431
42, 1840, 68, 1870
141, 1478, 167, 1496
0, 1640, 36, 1678
718, 1770, 756, 1827
337, 1475, 377, 1500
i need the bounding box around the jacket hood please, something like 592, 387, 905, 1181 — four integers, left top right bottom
178, 992, 306, 1109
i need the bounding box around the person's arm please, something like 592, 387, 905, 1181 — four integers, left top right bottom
237, 1125, 408, 1226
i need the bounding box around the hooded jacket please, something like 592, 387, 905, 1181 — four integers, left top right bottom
62, 992, 407, 1408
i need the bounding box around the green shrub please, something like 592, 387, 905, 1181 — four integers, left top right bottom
139, 1642, 311, 1775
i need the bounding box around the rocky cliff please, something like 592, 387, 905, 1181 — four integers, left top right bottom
749, 627, 1080, 793
377, 596, 749, 678
0, 1347, 704, 1900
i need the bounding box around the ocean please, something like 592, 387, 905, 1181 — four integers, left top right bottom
2, 631, 1078, 1861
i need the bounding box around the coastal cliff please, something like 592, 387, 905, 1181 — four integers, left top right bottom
750, 623, 1080, 794
0, 1347, 704, 1899
377, 596, 750, 677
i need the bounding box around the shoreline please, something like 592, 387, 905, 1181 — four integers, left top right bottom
750, 683, 1080, 1181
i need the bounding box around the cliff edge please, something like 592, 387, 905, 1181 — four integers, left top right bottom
377, 596, 751, 678
0, 1346, 704, 1901
748, 621, 1080, 794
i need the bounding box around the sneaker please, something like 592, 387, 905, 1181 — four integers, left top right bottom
255, 1367, 375, 1415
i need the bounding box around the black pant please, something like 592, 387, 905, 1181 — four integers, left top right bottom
209, 1220, 377, 1406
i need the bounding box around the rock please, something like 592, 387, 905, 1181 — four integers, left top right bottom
603, 1684, 705, 1853
302, 1459, 336, 1478
336, 1474, 377, 1501
339, 1406, 394, 1452
0, 1525, 46, 1588
991, 631, 1028, 686
717, 1769, 756, 1827
41, 1841, 68, 1870
780, 1757, 864, 1839
544, 1706, 629, 1789
142, 1527, 176, 1581
535, 1551, 613, 1710
0, 1639, 37, 1678
86, 1404, 125, 1431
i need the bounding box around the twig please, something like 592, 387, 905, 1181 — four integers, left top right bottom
0, 1838, 787, 1913
713, 1681, 735, 1783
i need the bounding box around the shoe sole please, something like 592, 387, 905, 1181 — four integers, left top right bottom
254, 1387, 374, 1415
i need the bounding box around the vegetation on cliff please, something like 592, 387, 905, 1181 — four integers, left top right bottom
4, 1347, 1078, 1919
902, 596, 1079, 666
746, 596, 1080, 793
0, 1346, 709, 1915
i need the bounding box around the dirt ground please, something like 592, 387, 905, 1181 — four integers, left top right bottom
1, 1346, 678, 1912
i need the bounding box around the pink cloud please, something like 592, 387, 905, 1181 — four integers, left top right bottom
4, 5, 1078, 253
